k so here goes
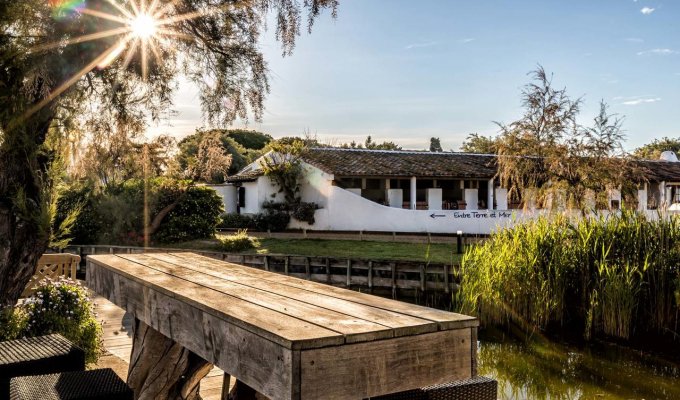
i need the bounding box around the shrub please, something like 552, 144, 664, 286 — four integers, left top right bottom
56, 178, 223, 245
254, 211, 290, 232
262, 200, 317, 225
457, 211, 680, 343
291, 202, 317, 225
52, 182, 102, 245
219, 230, 256, 252
154, 185, 223, 243
0, 307, 28, 341
219, 213, 255, 230
21, 278, 102, 363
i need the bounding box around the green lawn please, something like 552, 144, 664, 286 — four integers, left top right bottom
175, 235, 464, 265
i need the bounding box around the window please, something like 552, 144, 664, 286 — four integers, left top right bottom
238, 187, 246, 208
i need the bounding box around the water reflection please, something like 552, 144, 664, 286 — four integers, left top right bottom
478, 333, 680, 399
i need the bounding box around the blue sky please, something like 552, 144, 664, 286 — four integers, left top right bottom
149, 0, 680, 152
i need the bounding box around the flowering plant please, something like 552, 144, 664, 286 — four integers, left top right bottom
21, 278, 102, 363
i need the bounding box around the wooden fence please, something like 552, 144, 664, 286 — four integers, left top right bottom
65, 245, 459, 298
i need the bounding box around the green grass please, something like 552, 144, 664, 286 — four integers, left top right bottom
172, 235, 464, 264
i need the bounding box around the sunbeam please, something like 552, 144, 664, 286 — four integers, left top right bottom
19, 0, 226, 124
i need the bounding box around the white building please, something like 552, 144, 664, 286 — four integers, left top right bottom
214, 148, 680, 235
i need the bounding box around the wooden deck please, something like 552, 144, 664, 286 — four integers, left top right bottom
94, 293, 228, 400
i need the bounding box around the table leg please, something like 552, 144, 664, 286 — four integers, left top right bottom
227, 379, 264, 400
127, 318, 212, 400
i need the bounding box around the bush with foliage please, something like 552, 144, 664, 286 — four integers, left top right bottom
55, 178, 223, 245
219, 213, 256, 230
261, 200, 317, 225
52, 182, 102, 246
0, 278, 102, 363
457, 211, 680, 344
153, 185, 224, 243
219, 230, 257, 252
253, 211, 290, 232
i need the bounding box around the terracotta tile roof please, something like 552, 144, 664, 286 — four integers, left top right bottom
637, 160, 680, 182
301, 148, 497, 179
225, 148, 680, 183
224, 169, 263, 182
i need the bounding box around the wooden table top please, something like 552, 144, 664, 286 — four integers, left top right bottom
87, 252, 476, 350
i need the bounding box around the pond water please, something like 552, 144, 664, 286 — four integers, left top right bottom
478, 333, 680, 400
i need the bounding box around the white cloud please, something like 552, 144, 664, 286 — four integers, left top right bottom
458, 38, 475, 44
637, 48, 678, 56
625, 37, 644, 43
640, 7, 655, 14
618, 96, 661, 106
404, 41, 438, 50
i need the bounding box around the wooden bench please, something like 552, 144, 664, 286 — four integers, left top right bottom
86, 252, 479, 400
22, 254, 81, 297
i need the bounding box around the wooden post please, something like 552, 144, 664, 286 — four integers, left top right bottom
305, 257, 311, 280
325, 258, 331, 283
390, 262, 397, 299
367, 261, 373, 289
419, 264, 426, 292
444, 264, 450, 294
264, 256, 270, 271
127, 318, 212, 400
284, 256, 290, 275
346, 259, 352, 287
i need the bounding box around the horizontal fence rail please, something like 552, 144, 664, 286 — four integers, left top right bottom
65, 245, 460, 297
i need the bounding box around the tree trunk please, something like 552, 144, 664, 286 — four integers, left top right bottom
128, 318, 212, 400
0, 109, 54, 308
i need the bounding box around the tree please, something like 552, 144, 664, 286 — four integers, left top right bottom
2, 1, 337, 397
176, 128, 271, 178
0, 0, 338, 310
634, 137, 680, 160
460, 133, 498, 154
496, 66, 640, 211
339, 135, 402, 150
188, 131, 232, 183
429, 137, 443, 152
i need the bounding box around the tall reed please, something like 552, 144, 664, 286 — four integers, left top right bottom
457, 210, 680, 342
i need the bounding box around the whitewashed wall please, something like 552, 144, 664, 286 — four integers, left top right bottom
289, 185, 536, 235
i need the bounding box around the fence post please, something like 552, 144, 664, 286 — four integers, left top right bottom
346, 259, 352, 288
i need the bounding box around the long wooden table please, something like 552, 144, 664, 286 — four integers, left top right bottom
86, 252, 478, 400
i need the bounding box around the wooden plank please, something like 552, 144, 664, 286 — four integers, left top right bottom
164, 252, 477, 330
88, 256, 343, 350
88, 261, 298, 400
142, 253, 436, 338
300, 329, 473, 399
115, 254, 394, 343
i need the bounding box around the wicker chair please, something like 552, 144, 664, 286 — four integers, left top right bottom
370, 376, 498, 400
10, 368, 133, 400
0, 334, 85, 397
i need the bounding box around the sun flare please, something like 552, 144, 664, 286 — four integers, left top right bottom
129, 13, 157, 39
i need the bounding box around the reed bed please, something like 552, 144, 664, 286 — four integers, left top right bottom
458, 210, 680, 342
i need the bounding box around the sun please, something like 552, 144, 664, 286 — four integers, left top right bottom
129, 13, 157, 40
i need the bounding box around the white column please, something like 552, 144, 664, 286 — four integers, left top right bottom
427, 188, 443, 210
387, 189, 403, 208
410, 176, 417, 210
495, 188, 508, 210
637, 183, 648, 211
660, 181, 667, 209
464, 189, 479, 210
487, 179, 494, 210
